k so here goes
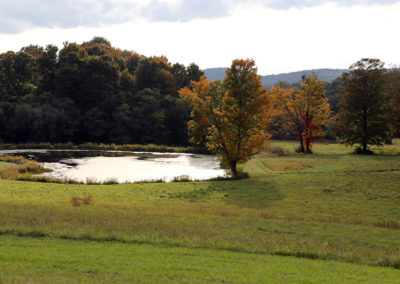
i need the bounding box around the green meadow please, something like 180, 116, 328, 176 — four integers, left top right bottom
1, 236, 400, 283
0, 140, 399, 283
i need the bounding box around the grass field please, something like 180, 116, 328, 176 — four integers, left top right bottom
1, 236, 400, 283
0, 140, 399, 282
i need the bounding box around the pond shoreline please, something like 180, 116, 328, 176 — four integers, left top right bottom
0, 143, 211, 154
0, 149, 228, 184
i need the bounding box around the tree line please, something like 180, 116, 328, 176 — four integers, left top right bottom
182, 58, 400, 176
1, 38, 399, 170
0, 37, 203, 145
269, 58, 400, 154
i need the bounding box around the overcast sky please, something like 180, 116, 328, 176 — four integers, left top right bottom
1, 0, 399, 74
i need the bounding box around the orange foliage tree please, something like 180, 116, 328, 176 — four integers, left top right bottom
270, 74, 331, 153
180, 59, 271, 177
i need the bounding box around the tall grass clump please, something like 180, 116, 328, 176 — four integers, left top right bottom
266, 146, 290, 156
171, 175, 192, 182
0, 155, 50, 180
0, 155, 26, 164
70, 195, 94, 207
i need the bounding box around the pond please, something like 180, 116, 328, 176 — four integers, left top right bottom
0, 149, 227, 183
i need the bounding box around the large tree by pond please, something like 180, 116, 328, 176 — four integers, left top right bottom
180, 59, 271, 177
335, 58, 389, 154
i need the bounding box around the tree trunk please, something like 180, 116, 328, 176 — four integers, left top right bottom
362, 109, 368, 154
299, 137, 305, 153
229, 161, 238, 178
362, 140, 367, 154
305, 136, 310, 152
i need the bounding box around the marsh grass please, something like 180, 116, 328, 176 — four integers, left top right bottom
70, 195, 93, 207
0, 155, 26, 164
0, 155, 50, 180
0, 142, 210, 154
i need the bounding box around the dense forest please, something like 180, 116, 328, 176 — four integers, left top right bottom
1, 38, 399, 149
0, 37, 203, 145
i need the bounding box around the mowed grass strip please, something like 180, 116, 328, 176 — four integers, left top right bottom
269, 139, 400, 155
0, 236, 399, 284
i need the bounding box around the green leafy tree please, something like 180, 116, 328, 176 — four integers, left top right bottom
37, 45, 58, 92
387, 68, 400, 138
187, 63, 204, 82
325, 77, 343, 113
172, 63, 189, 89
0, 51, 36, 101
128, 88, 166, 144
122, 50, 141, 75
335, 58, 389, 153
135, 57, 177, 96
55, 43, 88, 102
0, 37, 201, 145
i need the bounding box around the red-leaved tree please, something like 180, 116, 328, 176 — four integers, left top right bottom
299, 114, 319, 152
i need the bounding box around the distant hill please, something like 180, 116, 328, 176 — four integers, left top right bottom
203, 68, 347, 87
202, 68, 227, 82
260, 69, 347, 87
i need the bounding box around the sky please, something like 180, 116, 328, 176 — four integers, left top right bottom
1, 0, 400, 75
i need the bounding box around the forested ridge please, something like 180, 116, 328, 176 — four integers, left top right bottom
1, 38, 399, 152
0, 37, 203, 145
203, 67, 347, 86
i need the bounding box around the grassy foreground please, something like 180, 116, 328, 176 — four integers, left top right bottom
0, 140, 399, 282
1, 236, 399, 283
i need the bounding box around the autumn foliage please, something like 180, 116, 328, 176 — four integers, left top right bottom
270, 74, 330, 153
180, 59, 271, 177
297, 114, 318, 151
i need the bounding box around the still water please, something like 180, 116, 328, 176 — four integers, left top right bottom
0, 149, 227, 183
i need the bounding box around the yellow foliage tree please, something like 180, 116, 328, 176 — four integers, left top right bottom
180, 59, 271, 177
270, 74, 331, 153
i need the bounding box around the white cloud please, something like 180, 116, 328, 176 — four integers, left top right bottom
1, 0, 399, 33
0, 2, 399, 74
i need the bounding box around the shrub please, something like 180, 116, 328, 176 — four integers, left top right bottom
354, 147, 374, 155
172, 175, 192, 182
267, 146, 289, 156
103, 178, 119, 185
70, 195, 93, 207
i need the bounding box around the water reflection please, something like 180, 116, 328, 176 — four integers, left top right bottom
0, 150, 227, 183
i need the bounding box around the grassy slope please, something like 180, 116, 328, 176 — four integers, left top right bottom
0, 140, 399, 282
1, 236, 399, 283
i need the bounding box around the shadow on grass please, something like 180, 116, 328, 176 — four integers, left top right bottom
208, 179, 285, 209
164, 179, 284, 208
